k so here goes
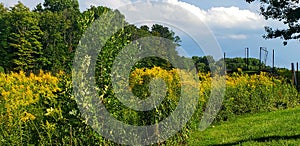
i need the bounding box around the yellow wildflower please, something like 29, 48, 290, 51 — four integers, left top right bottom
21, 112, 36, 122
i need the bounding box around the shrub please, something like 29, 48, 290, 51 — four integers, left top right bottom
0, 68, 298, 145
0, 66, 4, 73
0, 70, 60, 145
216, 72, 299, 121
0, 71, 107, 145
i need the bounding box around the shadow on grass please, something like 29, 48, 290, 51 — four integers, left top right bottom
210, 134, 300, 146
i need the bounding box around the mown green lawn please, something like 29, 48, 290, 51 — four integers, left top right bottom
188, 107, 300, 145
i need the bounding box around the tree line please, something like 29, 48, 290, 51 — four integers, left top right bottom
0, 0, 181, 74
1, 0, 298, 74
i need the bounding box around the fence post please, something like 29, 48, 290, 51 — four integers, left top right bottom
224, 52, 226, 74
292, 63, 297, 86
297, 62, 299, 91
272, 49, 275, 74
260, 47, 262, 71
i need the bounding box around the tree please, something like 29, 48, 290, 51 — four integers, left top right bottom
246, 0, 300, 45
0, 3, 9, 71
10, 3, 45, 71
0, 1, 183, 73
192, 56, 215, 72
38, 10, 72, 72
43, 0, 79, 12
0, 2, 46, 72
0, 3, 6, 14
78, 6, 112, 33
151, 24, 181, 45
34, 0, 82, 72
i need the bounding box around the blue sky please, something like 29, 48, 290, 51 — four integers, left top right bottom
1, 0, 299, 68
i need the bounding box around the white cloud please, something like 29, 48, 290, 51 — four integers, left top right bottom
80, 0, 132, 10
0, 0, 265, 31
118, 1, 264, 27
163, 0, 266, 30
104, 0, 269, 59
205, 6, 265, 29
164, 0, 207, 21
117, 1, 224, 59
226, 34, 248, 40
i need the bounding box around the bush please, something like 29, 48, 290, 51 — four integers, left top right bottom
0, 66, 4, 73
0, 68, 298, 145
0, 70, 60, 145
0, 71, 107, 145
214, 72, 298, 121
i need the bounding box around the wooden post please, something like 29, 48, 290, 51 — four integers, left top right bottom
292, 63, 295, 86
272, 49, 275, 98
224, 52, 226, 74
297, 62, 299, 91
247, 48, 249, 70
245, 48, 249, 71
272, 49, 275, 73
259, 47, 262, 71
195, 62, 199, 74
245, 48, 247, 70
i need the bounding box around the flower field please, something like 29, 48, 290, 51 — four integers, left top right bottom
0, 68, 298, 145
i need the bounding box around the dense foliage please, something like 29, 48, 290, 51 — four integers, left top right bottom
0, 2, 180, 73
0, 71, 119, 145
0, 0, 299, 145
246, 0, 300, 45
193, 56, 273, 72
0, 67, 298, 145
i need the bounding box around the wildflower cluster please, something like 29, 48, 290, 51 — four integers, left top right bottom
0, 71, 61, 144
0, 71, 60, 124
130, 67, 298, 123
219, 71, 298, 121
0, 67, 298, 145
129, 66, 181, 101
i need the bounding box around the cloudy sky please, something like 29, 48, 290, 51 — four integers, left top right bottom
1, 0, 299, 68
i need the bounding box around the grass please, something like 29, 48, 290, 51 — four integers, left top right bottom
188, 107, 300, 145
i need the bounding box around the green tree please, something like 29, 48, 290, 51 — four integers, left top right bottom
43, 0, 79, 12
192, 56, 215, 72
38, 11, 69, 72
133, 24, 182, 70
151, 24, 181, 45
0, 3, 6, 14
0, 3, 9, 71
34, 0, 82, 72
78, 6, 112, 34
2, 2, 45, 71
246, 0, 300, 45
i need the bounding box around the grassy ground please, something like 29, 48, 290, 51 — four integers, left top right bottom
188, 107, 300, 145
